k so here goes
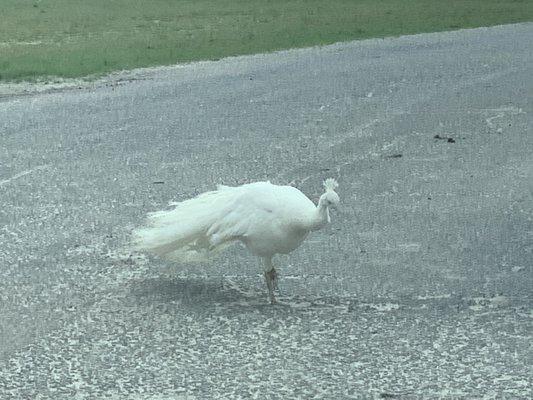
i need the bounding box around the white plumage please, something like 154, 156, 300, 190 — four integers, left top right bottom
133, 178, 340, 303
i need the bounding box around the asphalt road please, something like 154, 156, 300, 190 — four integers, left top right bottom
1, 23, 532, 399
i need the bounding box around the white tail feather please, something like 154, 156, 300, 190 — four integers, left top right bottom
132, 186, 238, 262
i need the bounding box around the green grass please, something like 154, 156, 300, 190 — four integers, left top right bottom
1, 0, 532, 81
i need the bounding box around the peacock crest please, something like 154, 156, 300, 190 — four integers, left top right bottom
323, 178, 339, 192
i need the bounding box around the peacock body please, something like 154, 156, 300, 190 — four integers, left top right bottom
133, 178, 340, 303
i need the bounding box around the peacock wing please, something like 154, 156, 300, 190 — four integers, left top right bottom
205, 184, 282, 247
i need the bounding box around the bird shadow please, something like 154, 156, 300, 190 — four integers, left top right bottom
129, 276, 263, 307
128, 274, 361, 310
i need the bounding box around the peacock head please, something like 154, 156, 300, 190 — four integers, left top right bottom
320, 178, 340, 209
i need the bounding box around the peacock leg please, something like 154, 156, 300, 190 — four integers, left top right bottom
270, 268, 279, 291
262, 257, 277, 304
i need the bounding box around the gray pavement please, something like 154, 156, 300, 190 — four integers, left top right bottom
0, 23, 532, 399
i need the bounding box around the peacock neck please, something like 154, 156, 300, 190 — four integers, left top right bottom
306, 195, 330, 231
